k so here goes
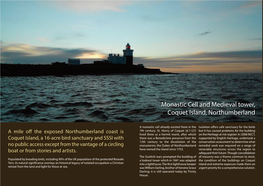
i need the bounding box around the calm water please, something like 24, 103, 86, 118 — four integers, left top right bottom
0, 74, 262, 122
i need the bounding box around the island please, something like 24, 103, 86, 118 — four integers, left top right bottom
1, 43, 170, 76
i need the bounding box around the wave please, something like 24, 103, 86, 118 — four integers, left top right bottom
27, 102, 51, 108
59, 102, 93, 107
126, 108, 157, 115
63, 108, 80, 114
89, 110, 108, 120
74, 119, 91, 122
6, 107, 38, 115
185, 98, 203, 102
114, 117, 132, 122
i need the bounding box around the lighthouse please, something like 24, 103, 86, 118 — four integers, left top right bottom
123, 43, 134, 65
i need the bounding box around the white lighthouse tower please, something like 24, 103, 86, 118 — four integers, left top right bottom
123, 43, 134, 65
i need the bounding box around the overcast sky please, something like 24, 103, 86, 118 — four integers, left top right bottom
1, 0, 262, 73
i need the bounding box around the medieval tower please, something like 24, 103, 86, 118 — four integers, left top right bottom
123, 43, 134, 65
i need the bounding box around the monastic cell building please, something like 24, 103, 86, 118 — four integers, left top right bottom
68, 58, 81, 65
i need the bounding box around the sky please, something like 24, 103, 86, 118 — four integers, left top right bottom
1, 0, 262, 73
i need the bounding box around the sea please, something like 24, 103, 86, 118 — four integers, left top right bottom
0, 73, 262, 122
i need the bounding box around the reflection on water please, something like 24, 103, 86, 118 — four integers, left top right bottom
0, 73, 262, 122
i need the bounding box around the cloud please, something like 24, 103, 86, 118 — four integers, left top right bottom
36, 37, 51, 42
44, 1, 131, 13
236, 1, 262, 14
54, 33, 86, 41
1, 42, 106, 64
248, 38, 262, 40
177, 50, 262, 59
223, 44, 235, 48
198, 31, 212, 36
134, 50, 262, 73
238, 1, 262, 9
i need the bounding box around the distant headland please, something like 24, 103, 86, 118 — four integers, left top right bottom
1, 43, 171, 76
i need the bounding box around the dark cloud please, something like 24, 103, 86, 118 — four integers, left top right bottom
198, 31, 212, 36
179, 50, 262, 59
134, 50, 262, 69
248, 38, 262, 40
1, 43, 104, 64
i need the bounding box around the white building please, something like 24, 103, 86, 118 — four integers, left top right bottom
108, 54, 126, 64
